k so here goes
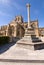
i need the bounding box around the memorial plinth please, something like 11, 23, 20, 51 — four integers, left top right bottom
16, 27, 44, 50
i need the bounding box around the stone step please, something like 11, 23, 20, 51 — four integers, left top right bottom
22, 36, 42, 42
32, 39, 42, 42
25, 34, 35, 36
32, 37, 42, 42
0, 59, 44, 65
21, 39, 41, 43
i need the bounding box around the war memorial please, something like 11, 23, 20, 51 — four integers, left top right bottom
16, 4, 44, 50
0, 3, 44, 65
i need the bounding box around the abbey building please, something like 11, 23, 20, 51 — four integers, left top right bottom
0, 16, 44, 37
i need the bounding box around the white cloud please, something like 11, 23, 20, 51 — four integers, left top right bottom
0, 0, 10, 5
0, 0, 25, 17
0, 0, 25, 11
0, 11, 12, 17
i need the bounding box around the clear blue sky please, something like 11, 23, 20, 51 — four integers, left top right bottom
0, 0, 44, 27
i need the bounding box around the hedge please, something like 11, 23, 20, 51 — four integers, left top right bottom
0, 36, 10, 46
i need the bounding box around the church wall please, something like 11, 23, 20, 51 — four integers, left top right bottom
39, 28, 44, 37
34, 28, 39, 37
0, 16, 44, 37
16, 23, 25, 38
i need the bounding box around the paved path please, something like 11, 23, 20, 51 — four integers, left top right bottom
0, 43, 44, 65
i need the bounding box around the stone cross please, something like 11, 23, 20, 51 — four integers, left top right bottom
26, 4, 31, 28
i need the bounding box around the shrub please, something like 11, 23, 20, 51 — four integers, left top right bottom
0, 36, 10, 46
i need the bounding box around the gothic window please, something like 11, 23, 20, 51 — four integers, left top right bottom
25, 25, 27, 28
17, 30, 20, 36
11, 26, 14, 34
8, 25, 14, 36
17, 27, 20, 37
15, 18, 17, 21
31, 23, 36, 29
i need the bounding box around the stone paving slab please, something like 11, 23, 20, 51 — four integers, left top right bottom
0, 43, 44, 65
0, 44, 44, 60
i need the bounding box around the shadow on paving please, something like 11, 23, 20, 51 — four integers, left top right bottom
0, 37, 21, 54
0, 42, 16, 54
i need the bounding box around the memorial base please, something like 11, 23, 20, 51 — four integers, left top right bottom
16, 28, 44, 50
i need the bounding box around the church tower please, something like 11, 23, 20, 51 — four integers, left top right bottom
15, 16, 23, 23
